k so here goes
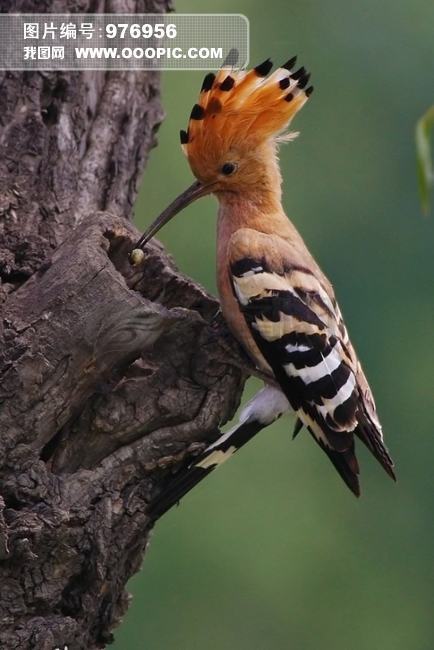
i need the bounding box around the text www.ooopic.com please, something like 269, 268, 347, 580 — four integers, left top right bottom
74, 46, 223, 60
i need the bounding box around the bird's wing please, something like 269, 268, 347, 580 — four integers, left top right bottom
228, 228, 395, 495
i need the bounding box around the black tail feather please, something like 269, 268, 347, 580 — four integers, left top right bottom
323, 444, 361, 497
356, 407, 396, 481
148, 464, 214, 519
148, 419, 265, 520
308, 430, 361, 497
292, 417, 304, 439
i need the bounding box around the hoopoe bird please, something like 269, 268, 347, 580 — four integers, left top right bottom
132, 56, 396, 517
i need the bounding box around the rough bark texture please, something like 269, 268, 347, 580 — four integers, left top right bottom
0, 2, 249, 648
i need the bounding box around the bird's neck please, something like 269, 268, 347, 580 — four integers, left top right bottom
216, 191, 297, 246
216, 143, 297, 237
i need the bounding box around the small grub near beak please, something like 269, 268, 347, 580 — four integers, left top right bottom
129, 248, 145, 266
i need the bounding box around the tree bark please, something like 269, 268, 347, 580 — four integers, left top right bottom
0, 2, 249, 648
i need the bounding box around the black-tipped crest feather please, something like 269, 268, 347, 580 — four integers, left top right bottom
297, 73, 311, 89
282, 55, 297, 70
292, 66, 306, 80
190, 103, 205, 120
201, 72, 215, 92
220, 75, 235, 91
254, 58, 273, 76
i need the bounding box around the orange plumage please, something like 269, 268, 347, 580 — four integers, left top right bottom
181, 57, 312, 193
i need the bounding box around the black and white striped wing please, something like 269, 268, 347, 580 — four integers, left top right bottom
229, 242, 395, 494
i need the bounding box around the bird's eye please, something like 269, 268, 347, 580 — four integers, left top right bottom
221, 162, 237, 176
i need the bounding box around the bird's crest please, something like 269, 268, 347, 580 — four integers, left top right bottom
180, 57, 313, 162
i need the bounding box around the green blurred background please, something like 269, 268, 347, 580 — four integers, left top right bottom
114, 1, 434, 648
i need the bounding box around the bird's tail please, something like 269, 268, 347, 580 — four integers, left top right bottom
148, 419, 264, 519
304, 405, 395, 497
148, 385, 290, 519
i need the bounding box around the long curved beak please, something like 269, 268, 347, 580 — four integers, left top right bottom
132, 179, 211, 251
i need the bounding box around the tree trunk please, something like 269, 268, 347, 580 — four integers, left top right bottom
0, 2, 249, 648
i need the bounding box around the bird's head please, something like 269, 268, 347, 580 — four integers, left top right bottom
133, 57, 313, 251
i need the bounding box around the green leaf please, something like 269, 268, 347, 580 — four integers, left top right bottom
415, 105, 434, 215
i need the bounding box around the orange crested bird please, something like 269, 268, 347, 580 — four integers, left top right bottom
133, 56, 396, 517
